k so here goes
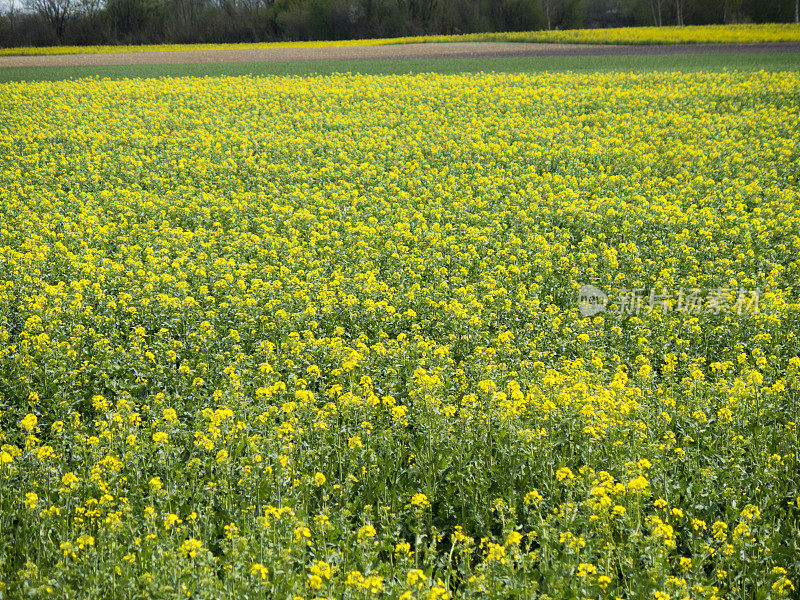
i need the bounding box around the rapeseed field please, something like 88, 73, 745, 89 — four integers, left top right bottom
2, 23, 799, 56
0, 71, 799, 599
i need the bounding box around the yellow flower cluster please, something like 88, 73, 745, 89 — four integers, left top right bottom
0, 69, 798, 598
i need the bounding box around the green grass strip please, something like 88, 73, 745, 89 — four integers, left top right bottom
2, 53, 799, 83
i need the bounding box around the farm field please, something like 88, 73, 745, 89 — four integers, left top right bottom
1, 65, 800, 599
2, 52, 799, 84
2, 22, 800, 56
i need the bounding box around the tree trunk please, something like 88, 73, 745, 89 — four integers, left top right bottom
651, 0, 662, 26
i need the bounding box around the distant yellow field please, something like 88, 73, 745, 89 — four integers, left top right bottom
2, 23, 798, 56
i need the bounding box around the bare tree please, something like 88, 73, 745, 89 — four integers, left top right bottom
25, 0, 73, 40
650, 0, 662, 25
76, 0, 102, 18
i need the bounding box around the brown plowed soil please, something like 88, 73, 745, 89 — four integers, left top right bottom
2, 41, 799, 68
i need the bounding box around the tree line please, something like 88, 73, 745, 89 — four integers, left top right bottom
1, 0, 798, 48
